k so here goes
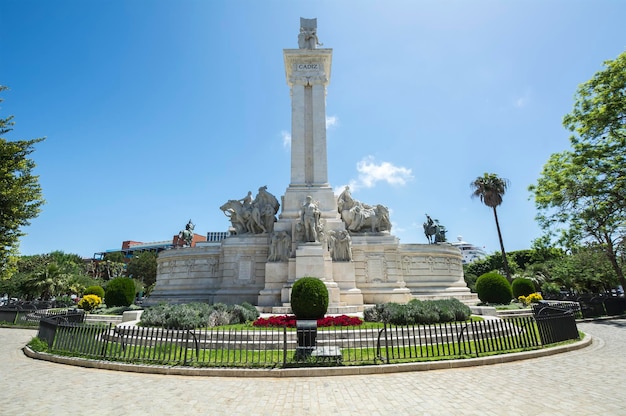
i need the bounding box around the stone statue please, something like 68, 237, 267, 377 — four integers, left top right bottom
435, 224, 447, 243
328, 229, 352, 262
423, 214, 447, 244
300, 195, 321, 242
220, 186, 280, 235
268, 231, 292, 262
239, 191, 252, 207
178, 219, 195, 247
337, 185, 354, 211
298, 17, 322, 49
337, 187, 391, 233
254, 185, 280, 233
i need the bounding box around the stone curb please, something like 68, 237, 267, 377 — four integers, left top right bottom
23, 333, 592, 378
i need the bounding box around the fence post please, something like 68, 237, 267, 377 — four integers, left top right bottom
101, 323, 111, 358
282, 326, 287, 367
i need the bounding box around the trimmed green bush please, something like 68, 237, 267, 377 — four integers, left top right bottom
140, 302, 260, 329
84, 285, 105, 299
290, 277, 329, 320
363, 303, 385, 322
406, 300, 438, 324
363, 298, 471, 325
511, 277, 536, 298
442, 298, 472, 321
229, 303, 260, 324
384, 302, 410, 325
475, 272, 512, 305
105, 278, 136, 307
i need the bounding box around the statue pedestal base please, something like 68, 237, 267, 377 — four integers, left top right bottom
279, 242, 341, 307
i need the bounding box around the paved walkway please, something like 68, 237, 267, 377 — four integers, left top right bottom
1, 320, 624, 416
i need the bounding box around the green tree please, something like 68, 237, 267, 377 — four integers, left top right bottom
23, 262, 69, 300
104, 252, 125, 263
471, 173, 512, 281
126, 251, 157, 286
529, 50, 626, 291
548, 245, 618, 293
8, 252, 96, 300
0, 86, 45, 279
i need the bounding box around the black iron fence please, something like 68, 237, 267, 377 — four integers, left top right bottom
38, 314, 579, 368
541, 294, 626, 318
532, 304, 580, 345
0, 306, 84, 327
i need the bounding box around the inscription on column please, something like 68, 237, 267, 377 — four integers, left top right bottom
295, 63, 320, 71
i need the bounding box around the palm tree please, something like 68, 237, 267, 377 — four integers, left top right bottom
471, 173, 512, 282
24, 262, 69, 300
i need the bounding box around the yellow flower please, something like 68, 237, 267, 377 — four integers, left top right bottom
78, 294, 102, 312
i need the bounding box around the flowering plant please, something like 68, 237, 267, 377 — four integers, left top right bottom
518, 292, 543, 306
77, 294, 102, 312
253, 314, 363, 328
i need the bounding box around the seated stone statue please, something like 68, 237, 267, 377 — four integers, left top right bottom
337, 189, 391, 233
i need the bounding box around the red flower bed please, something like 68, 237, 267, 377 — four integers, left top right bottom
252, 315, 363, 328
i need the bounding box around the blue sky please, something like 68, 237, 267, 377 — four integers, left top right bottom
2, 1, 625, 259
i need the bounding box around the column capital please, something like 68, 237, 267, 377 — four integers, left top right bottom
289, 75, 329, 87
284, 48, 333, 88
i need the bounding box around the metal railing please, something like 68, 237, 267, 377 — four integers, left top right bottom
1, 306, 84, 327
39, 313, 579, 368
532, 304, 580, 345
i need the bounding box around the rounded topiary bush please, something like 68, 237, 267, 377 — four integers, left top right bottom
84, 285, 105, 299
105, 277, 136, 307
290, 277, 329, 320
511, 277, 536, 298
475, 272, 512, 305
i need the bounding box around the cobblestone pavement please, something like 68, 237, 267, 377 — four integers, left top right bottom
1, 320, 624, 416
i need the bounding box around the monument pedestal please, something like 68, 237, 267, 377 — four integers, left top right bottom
258, 262, 288, 307
291, 243, 340, 305
332, 262, 364, 306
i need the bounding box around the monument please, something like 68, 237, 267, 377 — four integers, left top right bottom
147, 18, 477, 311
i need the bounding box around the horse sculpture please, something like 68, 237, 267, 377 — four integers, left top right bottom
220, 187, 280, 235
423, 214, 446, 244
220, 200, 263, 234
178, 220, 195, 247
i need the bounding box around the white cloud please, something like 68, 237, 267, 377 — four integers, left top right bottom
356, 156, 413, 188
334, 157, 413, 195
281, 130, 291, 148
326, 115, 338, 129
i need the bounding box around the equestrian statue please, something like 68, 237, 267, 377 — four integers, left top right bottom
423, 214, 447, 244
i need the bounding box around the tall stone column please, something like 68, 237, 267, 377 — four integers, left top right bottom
278, 49, 340, 223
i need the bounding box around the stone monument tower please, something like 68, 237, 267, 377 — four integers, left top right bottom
278, 18, 339, 222
147, 18, 477, 310
260, 18, 352, 310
